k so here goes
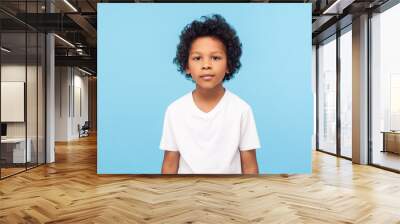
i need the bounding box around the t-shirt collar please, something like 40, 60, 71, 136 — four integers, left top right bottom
190, 88, 229, 119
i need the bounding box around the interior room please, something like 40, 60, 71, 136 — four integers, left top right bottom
0, 0, 399, 223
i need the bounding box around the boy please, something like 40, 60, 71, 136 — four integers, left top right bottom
160, 14, 261, 174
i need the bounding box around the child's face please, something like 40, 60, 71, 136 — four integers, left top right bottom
186, 36, 229, 90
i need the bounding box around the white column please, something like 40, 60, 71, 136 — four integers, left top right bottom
46, 33, 55, 163
352, 14, 369, 164
46, 1, 55, 163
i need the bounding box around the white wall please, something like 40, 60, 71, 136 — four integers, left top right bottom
1, 65, 26, 134
55, 66, 69, 141
55, 67, 89, 141
1, 82, 25, 122
72, 73, 89, 138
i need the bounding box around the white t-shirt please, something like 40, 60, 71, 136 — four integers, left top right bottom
160, 89, 261, 174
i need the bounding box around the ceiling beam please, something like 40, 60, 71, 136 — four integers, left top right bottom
55, 55, 96, 71
323, 0, 356, 14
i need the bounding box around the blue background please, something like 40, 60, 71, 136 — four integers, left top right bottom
98, 3, 312, 174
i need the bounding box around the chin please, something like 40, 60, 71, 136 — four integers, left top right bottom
197, 82, 219, 90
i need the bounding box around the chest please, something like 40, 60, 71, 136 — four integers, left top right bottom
173, 108, 242, 140
193, 98, 221, 113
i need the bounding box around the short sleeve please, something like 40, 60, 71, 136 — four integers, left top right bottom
239, 106, 261, 151
159, 107, 179, 151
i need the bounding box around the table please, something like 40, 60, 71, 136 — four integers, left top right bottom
381, 131, 400, 154
1, 138, 32, 163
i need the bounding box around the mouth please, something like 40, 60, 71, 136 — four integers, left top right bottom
199, 74, 215, 81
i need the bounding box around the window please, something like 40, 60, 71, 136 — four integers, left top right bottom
371, 2, 400, 171
318, 36, 337, 154
339, 28, 352, 158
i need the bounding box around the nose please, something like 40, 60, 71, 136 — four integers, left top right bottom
201, 58, 211, 70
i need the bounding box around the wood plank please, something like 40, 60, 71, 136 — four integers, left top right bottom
0, 134, 399, 223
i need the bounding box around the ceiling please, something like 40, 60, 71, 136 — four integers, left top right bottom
0, 0, 393, 75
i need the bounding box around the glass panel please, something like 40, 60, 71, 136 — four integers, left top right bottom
27, 31, 38, 169
318, 36, 337, 154
371, 3, 400, 171
26, 0, 39, 170
340, 29, 352, 158
1, 31, 27, 177
38, 32, 45, 165
0, 1, 46, 178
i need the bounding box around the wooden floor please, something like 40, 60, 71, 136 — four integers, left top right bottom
373, 151, 400, 171
0, 167, 26, 178
1, 135, 400, 223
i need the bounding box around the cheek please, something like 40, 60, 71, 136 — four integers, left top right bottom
189, 64, 202, 74
219, 62, 229, 74
221, 59, 229, 71
185, 63, 194, 74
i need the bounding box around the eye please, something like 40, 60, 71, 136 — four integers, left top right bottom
211, 56, 222, 61
192, 56, 201, 61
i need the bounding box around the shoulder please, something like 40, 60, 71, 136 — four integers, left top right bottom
226, 90, 252, 112
165, 92, 192, 115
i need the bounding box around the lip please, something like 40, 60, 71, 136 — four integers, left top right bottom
200, 74, 215, 81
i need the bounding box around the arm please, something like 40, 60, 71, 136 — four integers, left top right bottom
240, 149, 259, 174
161, 150, 180, 174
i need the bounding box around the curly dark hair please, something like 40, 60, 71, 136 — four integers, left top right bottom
173, 14, 242, 81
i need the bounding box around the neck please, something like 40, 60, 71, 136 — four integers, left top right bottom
193, 84, 225, 101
